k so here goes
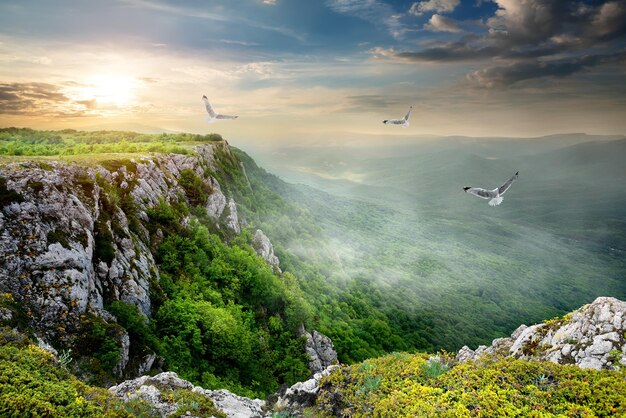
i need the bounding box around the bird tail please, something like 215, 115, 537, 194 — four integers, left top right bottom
488, 196, 503, 206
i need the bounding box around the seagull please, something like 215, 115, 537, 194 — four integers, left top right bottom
463, 171, 519, 206
383, 106, 412, 128
202, 95, 238, 123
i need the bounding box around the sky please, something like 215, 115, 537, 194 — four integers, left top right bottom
0, 0, 625, 146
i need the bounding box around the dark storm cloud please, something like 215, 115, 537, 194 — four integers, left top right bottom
467, 51, 626, 87
374, 0, 626, 87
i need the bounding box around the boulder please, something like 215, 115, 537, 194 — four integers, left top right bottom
299, 326, 338, 374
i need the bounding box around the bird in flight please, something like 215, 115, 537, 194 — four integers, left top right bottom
383, 106, 412, 128
202, 95, 238, 123
463, 171, 519, 206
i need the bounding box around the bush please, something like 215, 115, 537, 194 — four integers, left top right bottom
317, 354, 626, 417
0, 327, 134, 417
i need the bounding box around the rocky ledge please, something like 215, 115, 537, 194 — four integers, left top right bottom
109, 371, 266, 418
457, 296, 626, 370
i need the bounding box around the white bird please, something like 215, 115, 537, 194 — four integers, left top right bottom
202, 95, 238, 123
383, 106, 412, 128
463, 171, 519, 206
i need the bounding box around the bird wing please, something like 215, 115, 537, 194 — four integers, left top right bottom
465, 187, 494, 199
385, 118, 404, 124
404, 106, 412, 121
202, 96, 217, 118
216, 114, 238, 119
498, 171, 519, 195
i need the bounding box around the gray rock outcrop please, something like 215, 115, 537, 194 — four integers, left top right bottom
299, 326, 338, 374
251, 229, 280, 271
109, 371, 266, 418
457, 297, 626, 370
273, 365, 339, 415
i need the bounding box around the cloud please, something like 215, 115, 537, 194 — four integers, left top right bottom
424, 14, 462, 33
326, 0, 406, 38
589, 1, 626, 40
467, 51, 626, 87
171, 61, 274, 82
0, 82, 93, 116
262, 0, 277, 4
373, 0, 626, 86
372, 40, 500, 62
409, 0, 460, 16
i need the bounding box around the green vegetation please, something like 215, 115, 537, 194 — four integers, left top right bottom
0, 326, 226, 417
152, 220, 311, 397
72, 314, 124, 385
316, 353, 626, 417
0, 127, 223, 156
2, 129, 625, 415
179, 168, 213, 206
47, 229, 71, 249
0, 327, 138, 417
233, 139, 626, 361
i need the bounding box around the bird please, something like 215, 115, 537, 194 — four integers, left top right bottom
383, 106, 412, 128
202, 95, 238, 123
463, 171, 519, 206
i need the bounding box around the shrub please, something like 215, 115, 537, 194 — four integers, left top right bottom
317, 353, 626, 417
0, 328, 133, 417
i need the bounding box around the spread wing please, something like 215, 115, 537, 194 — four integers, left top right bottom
465, 187, 494, 199
498, 171, 519, 195
384, 119, 404, 125
216, 114, 238, 119
202, 95, 217, 118
404, 106, 412, 121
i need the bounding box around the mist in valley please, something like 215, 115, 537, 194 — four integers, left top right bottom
242, 134, 626, 353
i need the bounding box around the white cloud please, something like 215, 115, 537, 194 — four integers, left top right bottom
262, 0, 277, 4
424, 14, 462, 32
409, 0, 460, 16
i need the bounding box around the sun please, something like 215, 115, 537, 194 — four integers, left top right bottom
81, 74, 138, 106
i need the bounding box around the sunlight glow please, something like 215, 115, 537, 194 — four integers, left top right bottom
79, 74, 138, 106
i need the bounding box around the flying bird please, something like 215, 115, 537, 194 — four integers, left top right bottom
463, 171, 519, 206
202, 95, 238, 123
383, 106, 412, 128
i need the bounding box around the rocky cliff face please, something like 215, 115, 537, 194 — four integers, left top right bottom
457, 296, 626, 370
0, 140, 335, 385
252, 229, 280, 272
299, 326, 338, 374
0, 142, 251, 374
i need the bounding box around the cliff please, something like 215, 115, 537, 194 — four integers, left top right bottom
0, 139, 335, 390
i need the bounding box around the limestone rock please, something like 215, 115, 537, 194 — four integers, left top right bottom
110, 371, 266, 418
457, 297, 626, 370
224, 198, 240, 234
456, 345, 475, 363
113, 332, 130, 376
251, 229, 280, 271
36, 336, 58, 357
193, 388, 265, 418
274, 365, 339, 415
299, 326, 338, 374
